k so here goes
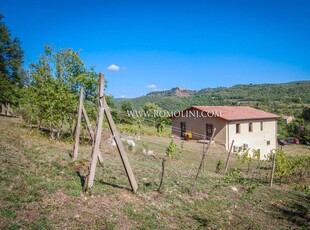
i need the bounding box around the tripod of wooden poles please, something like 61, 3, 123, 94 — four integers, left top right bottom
72, 73, 138, 193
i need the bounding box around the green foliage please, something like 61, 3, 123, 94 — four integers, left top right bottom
106, 95, 122, 123
0, 14, 24, 109
142, 102, 158, 112
301, 107, 310, 122
119, 100, 134, 124
269, 149, 310, 185
274, 149, 292, 184
294, 185, 310, 195
21, 45, 98, 139
239, 150, 253, 173
252, 149, 260, 160
125, 81, 310, 112
223, 167, 242, 183
302, 122, 310, 143
178, 141, 184, 158
215, 160, 223, 173
121, 100, 133, 112
289, 155, 310, 182
0, 207, 16, 219
277, 118, 288, 140
165, 139, 176, 158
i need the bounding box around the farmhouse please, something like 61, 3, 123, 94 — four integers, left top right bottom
171, 106, 280, 159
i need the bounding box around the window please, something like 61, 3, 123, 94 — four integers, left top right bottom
267, 141, 270, 145
249, 123, 253, 132
236, 124, 240, 133
180, 122, 186, 137
260, 122, 263, 131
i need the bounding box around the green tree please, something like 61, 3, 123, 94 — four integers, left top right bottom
106, 95, 121, 123
22, 45, 98, 139
121, 100, 133, 112
275, 149, 292, 184
0, 14, 24, 114
303, 122, 310, 143
142, 102, 158, 112
301, 107, 310, 122
120, 100, 134, 124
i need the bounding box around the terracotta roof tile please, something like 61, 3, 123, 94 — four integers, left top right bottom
185, 106, 280, 121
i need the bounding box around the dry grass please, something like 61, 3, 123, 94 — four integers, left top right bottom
0, 116, 309, 229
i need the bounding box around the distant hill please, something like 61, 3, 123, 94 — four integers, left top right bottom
147, 87, 195, 97
116, 81, 310, 113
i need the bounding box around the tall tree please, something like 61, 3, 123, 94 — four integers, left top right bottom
0, 14, 24, 114
22, 45, 98, 139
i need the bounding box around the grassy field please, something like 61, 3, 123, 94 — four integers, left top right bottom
0, 116, 309, 229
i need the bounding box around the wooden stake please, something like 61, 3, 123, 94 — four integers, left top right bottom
73, 87, 84, 160
202, 137, 206, 172
194, 128, 216, 183
224, 140, 235, 174
82, 105, 104, 164
82, 105, 95, 142
157, 157, 166, 192
87, 73, 105, 188
269, 150, 277, 187
103, 97, 138, 193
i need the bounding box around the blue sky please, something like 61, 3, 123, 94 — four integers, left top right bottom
1, 0, 309, 98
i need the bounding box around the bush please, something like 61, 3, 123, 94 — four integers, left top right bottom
270, 149, 310, 184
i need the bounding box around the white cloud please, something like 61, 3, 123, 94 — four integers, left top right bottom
107, 64, 120, 71
120, 95, 126, 98
146, 84, 157, 89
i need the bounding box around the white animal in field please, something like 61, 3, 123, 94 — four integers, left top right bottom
126, 139, 135, 147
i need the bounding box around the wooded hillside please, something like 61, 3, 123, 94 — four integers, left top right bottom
123, 81, 310, 113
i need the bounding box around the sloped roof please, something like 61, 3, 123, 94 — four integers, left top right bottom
176, 106, 280, 121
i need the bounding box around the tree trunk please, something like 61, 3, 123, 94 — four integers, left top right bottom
56, 119, 65, 140
50, 126, 55, 140
1, 104, 5, 114
56, 130, 61, 140
5, 103, 11, 116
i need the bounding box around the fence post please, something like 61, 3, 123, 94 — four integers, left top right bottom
82, 105, 104, 164
224, 140, 234, 174
103, 97, 138, 193
269, 150, 277, 187
73, 87, 84, 160
87, 73, 105, 188
194, 128, 216, 184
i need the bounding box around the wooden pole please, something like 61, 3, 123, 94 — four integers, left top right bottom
157, 157, 166, 192
224, 140, 235, 174
269, 150, 277, 187
82, 105, 95, 142
87, 73, 105, 189
194, 128, 216, 183
202, 136, 206, 172
73, 87, 84, 160
82, 105, 104, 164
103, 97, 138, 193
